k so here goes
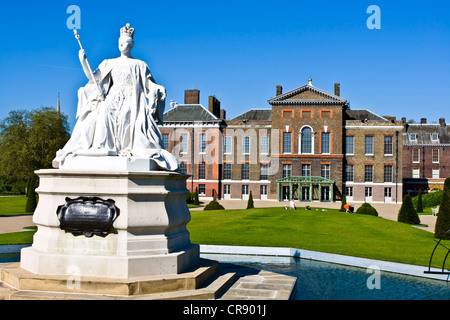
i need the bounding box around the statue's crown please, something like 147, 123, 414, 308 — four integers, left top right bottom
120, 23, 135, 39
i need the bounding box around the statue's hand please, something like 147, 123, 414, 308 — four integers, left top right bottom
79, 49, 86, 62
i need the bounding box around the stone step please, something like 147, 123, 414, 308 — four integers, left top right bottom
1, 259, 219, 297
9, 272, 237, 301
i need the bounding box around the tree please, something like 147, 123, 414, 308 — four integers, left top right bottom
204, 200, 225, 211
416, 189, 423, 213
0, 108, 70, 212
340, 194, 347, 212
398, 194, 421, 225
194, 188, 200, 205
435, 178, 450, 239
246, 191, 254, 209
355, 203, 378, 216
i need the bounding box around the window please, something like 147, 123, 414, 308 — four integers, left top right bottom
224, 136, 232, 154
431, 133, 439, 142
260, 185, 268, 196
282, 164, 292, 179
242, 136, 250, 155
321, 132, 331, 154
384, 136, 393, 155
179, 162, 187, 174
365, 136, 374, 155
301, 127, 313, 154
432, 169, 440, 179
162, 133, 170, 151
364, 165, 373, 182
321, 164, 330, 180
241, 163, 250, 180
409, 133, 417, 142
345, 165, 354, 182
346, 187, 353, 197
180, 134, 188, 154
432, 149, 440, 163
198, 162, 206, 180
412, 148, 420, 163
385, 188, 392, 198
260, 136, 269, 154
199, 133, 206, 153
242, 185, 249, 196
198, 184, 206, 195
412, 168, 420, 179
223, 163, 232, 180
384, 165, 393, 183
302, 164, 311, 177
365, 187, 373, 197
283, 132, 292, 154
260, 163, 269, 180
224, 185, 231, 195
346, 136, 354, 155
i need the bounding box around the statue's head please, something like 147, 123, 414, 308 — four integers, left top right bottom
119, 23, 135, 54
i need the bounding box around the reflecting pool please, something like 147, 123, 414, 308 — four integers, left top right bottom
201, 253, 450, 300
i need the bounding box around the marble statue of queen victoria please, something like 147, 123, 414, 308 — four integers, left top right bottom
53, 24, 179, 171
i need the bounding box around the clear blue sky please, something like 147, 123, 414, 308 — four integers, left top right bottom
0, 0, 449, 130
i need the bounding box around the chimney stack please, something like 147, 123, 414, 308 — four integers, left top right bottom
421, 118, 427, 124
209, 96, 221, 118
334, 83, 340, 97
185, 89, 200, 104
276, 85, 283, 96
440, 118, 446, 127
220, 109, 226, 120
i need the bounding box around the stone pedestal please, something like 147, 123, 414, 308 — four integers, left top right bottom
20, 157, 200, 279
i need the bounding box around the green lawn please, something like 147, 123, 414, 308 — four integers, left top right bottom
188, 207, 450, 268
0, 196, 29, 216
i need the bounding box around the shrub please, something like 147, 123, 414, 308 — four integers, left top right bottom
355, 203, 378, 217
416, 189, 423, 213
204, 200, 225, 211
435, 178, 450, 239
412, 189, 443, 209
246, 191, 254, 209
398, 194, 421, 225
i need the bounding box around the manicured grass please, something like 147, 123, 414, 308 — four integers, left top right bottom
0, 196, 29, 216
188, 207, 450, 268
0, 231, 35, 245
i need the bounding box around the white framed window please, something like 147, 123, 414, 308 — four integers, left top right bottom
283, 132, 292, 154
198, 184, 206, 195
409, 133, 417, 142
224, 136, 232, 155
365, 136, 374, 155
346, 136, 354, 155
432, 149, 440, 163
260, 163, 269, 180
260, 136, 269, 155
242, 136, 250, 155
321, 164, 330, 180
302, 164, 311, 177
346, 165, 354, 182
412, 148, 420, 163
300, 127, 314, 154
321, 132, 331, 154
223, 163, 232, 180
162, 133, 170, 151
180, 134, 188, 154
431, 133, 439, 142
384, 136, 393, 156
199, 133, 206, 153
412, 168, 420, 179
282, 164, 292, 179
241, 163, 250, 180
384, 165, 393, 183
432, 169, 440, 179
364, 165, 373, 182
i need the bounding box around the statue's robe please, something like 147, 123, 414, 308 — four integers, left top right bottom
53, 58, 179, 172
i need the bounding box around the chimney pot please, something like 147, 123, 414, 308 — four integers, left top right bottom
421, 118, 427, 124
439, 118, 446, 127
276, 85, 283, 96
334, 83, 341, 97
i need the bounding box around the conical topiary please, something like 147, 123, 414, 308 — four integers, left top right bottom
435, 178, 450, 239
246, 191, 254, 209
340, 194, 347, 212
416, 189, 423, 213
398, 194, 421, 225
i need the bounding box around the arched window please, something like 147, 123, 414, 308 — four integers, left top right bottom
300, 127, 313, 154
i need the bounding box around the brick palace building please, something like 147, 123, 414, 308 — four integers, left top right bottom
159, 80, 448, 204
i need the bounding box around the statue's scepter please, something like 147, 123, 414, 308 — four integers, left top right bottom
73, 29, 105, 100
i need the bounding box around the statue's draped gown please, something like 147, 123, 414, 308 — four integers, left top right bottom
54, 57, 179, 171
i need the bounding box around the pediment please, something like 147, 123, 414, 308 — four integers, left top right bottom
268, 85, 347, 105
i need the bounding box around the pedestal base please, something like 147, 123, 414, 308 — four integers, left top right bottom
20, 162, 199, 279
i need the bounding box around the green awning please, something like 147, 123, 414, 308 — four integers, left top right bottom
277, 176, 334, 184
